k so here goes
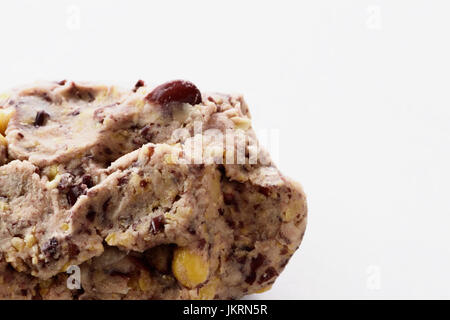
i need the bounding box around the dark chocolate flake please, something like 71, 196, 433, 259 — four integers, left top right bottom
133, 79, 145, 92
258, 186, 271, 197
223, 193, 235, 206
140, 180, 148, 188
258, 267, 278, 284
197, 239, 206, 250
150, 215, 165, 235
42, 237, 60, 260
34, 110, 50, 127
82, 175, 93, 188
117, 176, 129, 186
140, 124, 153, 141
67, 185, 86, 206
86, 210, 96, 222
245, 254, 266, 285
68, 242, 80, 257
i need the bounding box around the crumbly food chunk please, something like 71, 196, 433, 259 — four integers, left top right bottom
0, 80, 307, 300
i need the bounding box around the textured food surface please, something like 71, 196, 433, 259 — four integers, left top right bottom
0, 80, 307, 300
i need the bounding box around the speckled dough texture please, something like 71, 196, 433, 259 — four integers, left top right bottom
0, 80, 307, 300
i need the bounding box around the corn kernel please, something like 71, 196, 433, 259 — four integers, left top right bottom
105, 233, 116, 245
0, 108, 14, 135
231, 116, 251, 130
47, 165, 59, 181
11, 237, 25, 251
0, 133, 6, 147
172, 247, 209, 289
0, 201, 9, 212
46, 174, 61, 189
255, 285, 273, 294
24, 234, 37, 248
198, 278, 218, 300
105, 232, 133, 247
138, 271, 152, 292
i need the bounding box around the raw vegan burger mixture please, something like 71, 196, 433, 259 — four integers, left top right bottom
0, 80, 307, 300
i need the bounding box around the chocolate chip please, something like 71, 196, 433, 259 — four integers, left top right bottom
223, 193, 235, 206
140, 180, 148, 188
245, 254, 266, 285
226, 219, 236, 229
82, 175, 93, 188
42, 237, 60, 260
34, 110, 50, 126
57, 80, 67, 86
217, 165, 226, 180
150, 215, 165, 235
258, 186, 271, 197
68, 242, 80, 257
140, 124, 153, 141
86, 210, 96, 222
198, 239, 206, 249
146, 80, 202, 106
251, 254, 265, 271
67, 185, 86, 206
117, 176, 129, 186
258, 267, 278, 284
133, 79, 145, 92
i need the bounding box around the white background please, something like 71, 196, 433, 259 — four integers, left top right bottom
0, 0, 449, 299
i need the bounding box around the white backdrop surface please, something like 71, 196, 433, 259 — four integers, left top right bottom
0, 0, 449, 299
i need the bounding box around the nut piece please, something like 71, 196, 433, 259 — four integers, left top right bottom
146, 80, 202, 106
11, 237, 25, 251
172, 247, 209, 288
